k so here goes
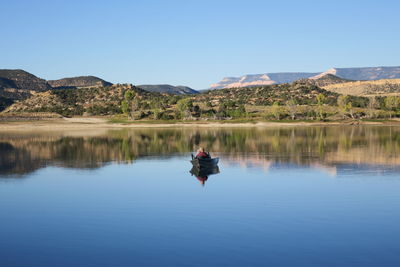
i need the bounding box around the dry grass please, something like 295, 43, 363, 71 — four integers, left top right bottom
322, 79, 400, 96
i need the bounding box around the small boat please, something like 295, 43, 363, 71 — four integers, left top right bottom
191, 154, 219, 168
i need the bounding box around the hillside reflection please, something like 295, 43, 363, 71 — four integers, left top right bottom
1, 126, 400, 177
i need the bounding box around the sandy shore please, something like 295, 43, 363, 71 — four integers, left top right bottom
0, 117, 397, 132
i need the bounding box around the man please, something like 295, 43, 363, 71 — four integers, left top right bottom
195, 147, 210, 159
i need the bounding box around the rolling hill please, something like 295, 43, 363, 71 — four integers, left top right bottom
308, 74, 353, 87
48, 76, 113, 89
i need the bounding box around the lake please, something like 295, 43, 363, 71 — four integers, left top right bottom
1, 126, 400, 266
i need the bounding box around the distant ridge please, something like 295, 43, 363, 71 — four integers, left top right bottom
48, 76, 112, 88
311, 66, 400, 81
138, 84, 198, 95
210, 72, 318, 89
210, 66, 400, 89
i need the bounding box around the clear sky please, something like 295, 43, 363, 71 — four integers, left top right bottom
1, 0, 400, 89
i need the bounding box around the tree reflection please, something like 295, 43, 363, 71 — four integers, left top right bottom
0, 126, 400, 176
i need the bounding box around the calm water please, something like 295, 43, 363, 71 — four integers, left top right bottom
1, 126, 400, 266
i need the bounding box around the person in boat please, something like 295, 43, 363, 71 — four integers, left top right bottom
195, 147, 210, 159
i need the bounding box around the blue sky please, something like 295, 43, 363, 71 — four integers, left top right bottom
1, 0, 400, 89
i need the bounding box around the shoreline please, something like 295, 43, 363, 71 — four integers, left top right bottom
0, 117, 399, 131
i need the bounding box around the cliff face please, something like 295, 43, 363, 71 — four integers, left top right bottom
48, 76, 112, 88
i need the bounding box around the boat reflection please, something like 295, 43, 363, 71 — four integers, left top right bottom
189, 165, 220, 186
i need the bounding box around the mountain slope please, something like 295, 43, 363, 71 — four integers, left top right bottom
138, 84, 198, 94
48, 76, 112, 88
0, 69, 52, 109
210, 72, 319, 89
0, 96, 14, 111
0, 69, 52, 91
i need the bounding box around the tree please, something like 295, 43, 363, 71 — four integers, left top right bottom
316, 94, 326, 120
176, 98, 193, 119
384, 96, 399, 119
124, 90, 135, 101
337, 95, 349, 119
271, 102, 281, 120
121, 100, 129, 115
347, 101, 355, 119
237, 104, 246, 117
286, 99, 297, 120
367, 96, 377, 119
121, 89, 136, 117
216, 102, 227, 119
152, 109, 162, 120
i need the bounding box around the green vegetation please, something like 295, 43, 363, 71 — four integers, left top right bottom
4, 81, 400, 122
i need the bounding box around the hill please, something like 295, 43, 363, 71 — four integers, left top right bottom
138, 84, 198, 94
322, 79, 400, 96
0, 77, 17, 88
48, 76, 112, 89
0, 69, 53, 110
199, 81, 342, 106
4, 84, 155, 116
0, 69, 51, 91
308, 74, 353, 87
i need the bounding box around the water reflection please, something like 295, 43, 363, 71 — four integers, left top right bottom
190, 165, 220, 186
1, 126, 400, 177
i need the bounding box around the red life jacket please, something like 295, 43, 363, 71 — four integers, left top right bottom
196, 152, 209, 158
